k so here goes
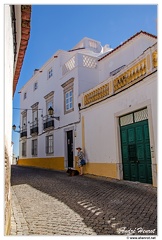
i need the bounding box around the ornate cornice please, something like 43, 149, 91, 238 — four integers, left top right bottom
44, 91, 54, 99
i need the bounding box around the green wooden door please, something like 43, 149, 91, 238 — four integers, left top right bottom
120, 120, 152, 184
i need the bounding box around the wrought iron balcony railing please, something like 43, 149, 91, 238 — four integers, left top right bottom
30, 120, 38, 135
20, 126, 27, 138
43, 115, 54, 131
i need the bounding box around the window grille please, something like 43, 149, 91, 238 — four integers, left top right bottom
32, 139, 37, 156
120, 113, 133, 126
120, 108, 148, 126
46, 135, 54, 154
22, 142, 26, 156
83, 55, 97, 68
134, 108, 148, 122
62, 56, 75, 75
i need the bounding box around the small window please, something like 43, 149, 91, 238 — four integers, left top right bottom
47, 68, 53, 79
34, 82, 38, 91
46, 135, 54, 154
24, 92, 27, 99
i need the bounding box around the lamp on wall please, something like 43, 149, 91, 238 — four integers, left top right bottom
48, 107, 60, 121
12, 124, 20, 133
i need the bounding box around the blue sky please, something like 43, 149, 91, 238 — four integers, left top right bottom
12, 4, 157, 157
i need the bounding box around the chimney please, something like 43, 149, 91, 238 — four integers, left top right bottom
34, 69, 39, 74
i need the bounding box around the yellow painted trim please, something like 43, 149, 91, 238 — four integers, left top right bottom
74, 162, 117, 179
84, 163, 117, 179
18, 157, 64, 171
146, 54, 151, 71
84, 82, 109, 105
113, 58, 146, 93
82, 116, 85, 151
152, 50, 157, 68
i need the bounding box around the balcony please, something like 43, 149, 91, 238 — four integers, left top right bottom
83, 43, 157, 107
30, 120, 38, 136
20, 126, 27, 138
43, 115, 54, 131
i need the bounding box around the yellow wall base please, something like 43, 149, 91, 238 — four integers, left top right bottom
18, 158, 117, 179
75, 160, 117, 179
84, 162, 117, 179
18, 157, 64, 171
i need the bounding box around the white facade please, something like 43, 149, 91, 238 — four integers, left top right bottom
18, 37, 111, 168
81, 40, 157, 186
82, 72, 157, 177
18, 31, 157, 186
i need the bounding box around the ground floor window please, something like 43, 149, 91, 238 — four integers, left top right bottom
46, 135, 54, 154
22, 142, 26, 157
32, 139, 37, 156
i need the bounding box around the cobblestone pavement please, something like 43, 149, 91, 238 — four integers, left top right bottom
10, 165, 157, 236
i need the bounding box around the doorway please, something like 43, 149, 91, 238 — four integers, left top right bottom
120, 109, 152, 184
67, 130, 73, 168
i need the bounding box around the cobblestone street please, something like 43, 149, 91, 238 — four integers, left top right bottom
10, 165, 157, 236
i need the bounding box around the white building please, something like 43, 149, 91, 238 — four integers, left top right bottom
4, 5, 31, 234
18, 31, 157, 186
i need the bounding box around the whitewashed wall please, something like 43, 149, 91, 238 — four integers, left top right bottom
5, 5, 15, 161
19, 51, 81, 158
5, 5, 23, 235
82, 73, 157, 164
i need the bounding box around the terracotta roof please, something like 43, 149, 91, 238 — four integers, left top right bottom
13, 5, 31, 95
98, 31, 157, 62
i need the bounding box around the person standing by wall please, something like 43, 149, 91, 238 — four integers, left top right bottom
76, 147, 85, 175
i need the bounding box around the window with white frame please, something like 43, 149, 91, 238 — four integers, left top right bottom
22, 141, 26, 157
21, 110, 27, 130
46, 99, 53, 114
47, 68, 53, 79
32, 139, 37, 156
46, 135, 54, 154
65, 90, 73, 111
32, 108, 38, 122
34, 82, 38, 91
44, 91, 54, 115
22, 115, 27, 126
61, 78, 74, 114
